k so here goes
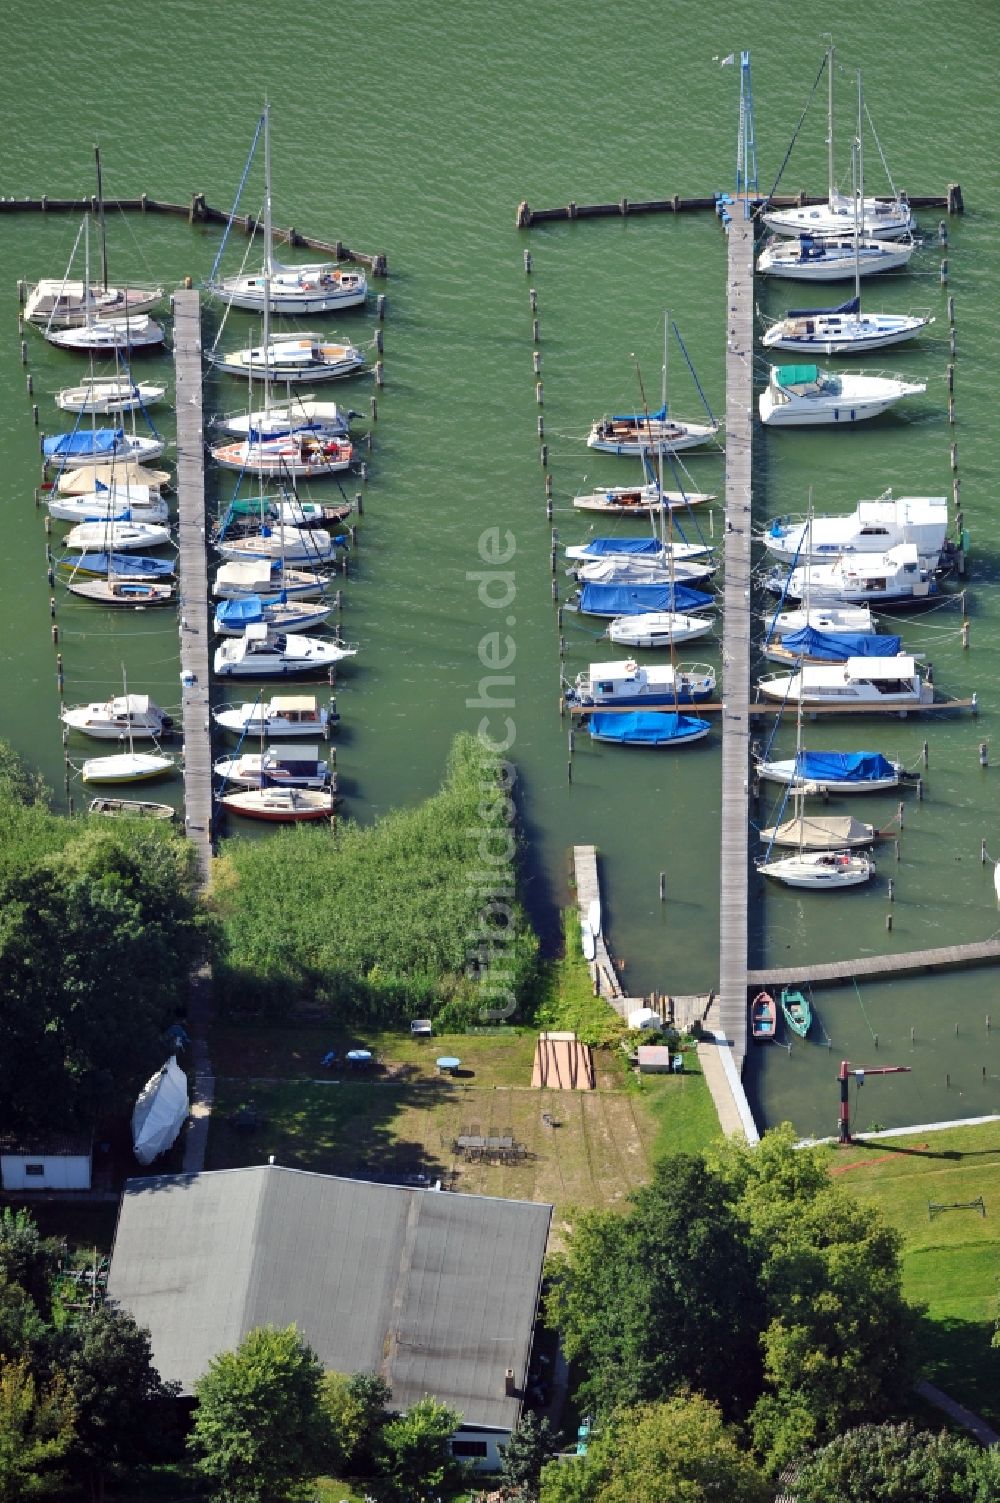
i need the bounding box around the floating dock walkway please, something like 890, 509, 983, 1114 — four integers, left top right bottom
172, 288, 213, 889
572, 845, 638, 1016
748, 937, 1000, 989
718, 205, 756, 1070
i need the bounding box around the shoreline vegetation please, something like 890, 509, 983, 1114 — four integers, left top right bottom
212, 732, 539, 1029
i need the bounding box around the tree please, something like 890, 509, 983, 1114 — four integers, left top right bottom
498, 1411, 559, 1501
189, 1324, 325, 1503
318, 1369, 392, 1475
791, 1421, 988, 1502
0, 1210, 63, 1325
62, 1305, 177, 1503
375, 1394, 467, 1502
0, 824, 209, 1134
716, 1128, 918, 1468
546, 1153, 763, 1418
0, 1357, 75, 1501
538, 1394, 768, 1503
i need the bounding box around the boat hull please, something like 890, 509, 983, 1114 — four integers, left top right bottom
81, 754, 174, 784
758, 854, 873, 889
607, 613, 715, 648
762, 314, 932, 355
221, 789, 334, 821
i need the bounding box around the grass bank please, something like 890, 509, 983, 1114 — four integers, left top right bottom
824, 1122, 1000, 1426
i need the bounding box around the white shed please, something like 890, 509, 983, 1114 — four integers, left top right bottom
0, 1136, 93, 1191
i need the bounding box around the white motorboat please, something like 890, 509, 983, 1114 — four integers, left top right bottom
46, 314, 165, 354
210, 431, 353, 477
758, 364, 925, 426
756, 750, 909, 795
217, 398, 352, 439
565, 658, 716, 708
766, 604, 875, 637
215, 525, 338, 565
56, 377, 167, 415
220, 786, 335, 822
213, 331, 367, 385
61, 693, 172, 741
213, 595, 331, 635
80, 751, 175, 784
572, 483, 713, 515
64, 520, 172, 552
47, 488, 169, 525
756, 234, 915, 282
763, 493, 949, 567
761, 44, 916, 244
209, 105, 367, 316
761, 297, 933, 355
758, 655, 934, 710
607, 612, 715, 648
212, 560, 330, 602
769, 542, 939, 608
213, 623, 356, 678
214, 744, 331, 789
213, 693, 333, 738
758, 849, 874, 888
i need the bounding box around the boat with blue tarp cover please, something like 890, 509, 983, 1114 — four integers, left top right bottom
573, 582, 715, 618
587, 710, 710, 747
214, 594, 331, 636
57, 552, 175, 579
755, 749, 912, 795
42, 427, 165, 468
565, 535, 712, 563
764, 626, 901, 667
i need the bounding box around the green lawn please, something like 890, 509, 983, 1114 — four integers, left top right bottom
825, 1123, 1000, 1425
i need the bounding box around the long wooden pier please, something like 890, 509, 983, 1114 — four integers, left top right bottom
172, 288, 213, 888
572, 845, 636, 1016
748, 938, 1000, 988
718, 207, 756, 1070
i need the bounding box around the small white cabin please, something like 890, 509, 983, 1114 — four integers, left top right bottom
0, 1136, 92, 1191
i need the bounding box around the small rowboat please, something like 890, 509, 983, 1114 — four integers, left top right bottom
780, 986, 813, 1038
751, 991, 777, 1042
88, 797, 174, 820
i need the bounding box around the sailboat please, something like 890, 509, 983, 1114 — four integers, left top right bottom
41, 193, 164, 353
209, 104, 367, 315
763, 88, 931, 353
756, 507, 875, 891
24, 148, 163, 329
587, 317, 719, 455
762, 44, 916, 241
56, 376, 167, 415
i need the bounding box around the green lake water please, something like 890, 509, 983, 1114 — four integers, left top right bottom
2, 0, 999, 1136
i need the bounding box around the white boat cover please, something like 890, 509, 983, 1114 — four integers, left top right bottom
628, 1006, 662, 1031
760, 814, 875, 850
56, 462, 171, 495
132, 1057, 189, 1165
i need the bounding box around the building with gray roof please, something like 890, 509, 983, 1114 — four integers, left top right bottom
107, 1164, 552, 1468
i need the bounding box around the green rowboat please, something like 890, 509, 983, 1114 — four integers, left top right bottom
780, 986, 812, 1038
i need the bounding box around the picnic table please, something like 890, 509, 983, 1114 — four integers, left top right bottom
454, 1134, 520, 1163
346, 1048, 374, 1069
436, 1055, 461, 1075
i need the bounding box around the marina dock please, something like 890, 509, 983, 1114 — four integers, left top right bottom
748, 937, 1000, 988
172, 288, 213, 888
718, 205, 756, 1070
572, 845, 634, 1014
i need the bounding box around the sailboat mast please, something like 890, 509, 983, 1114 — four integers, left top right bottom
853, 72, 862, 307
826, 42, 836, 206
94, 144, 109, 293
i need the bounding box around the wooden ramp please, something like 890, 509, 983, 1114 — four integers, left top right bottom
531, 1032, 595, 1091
